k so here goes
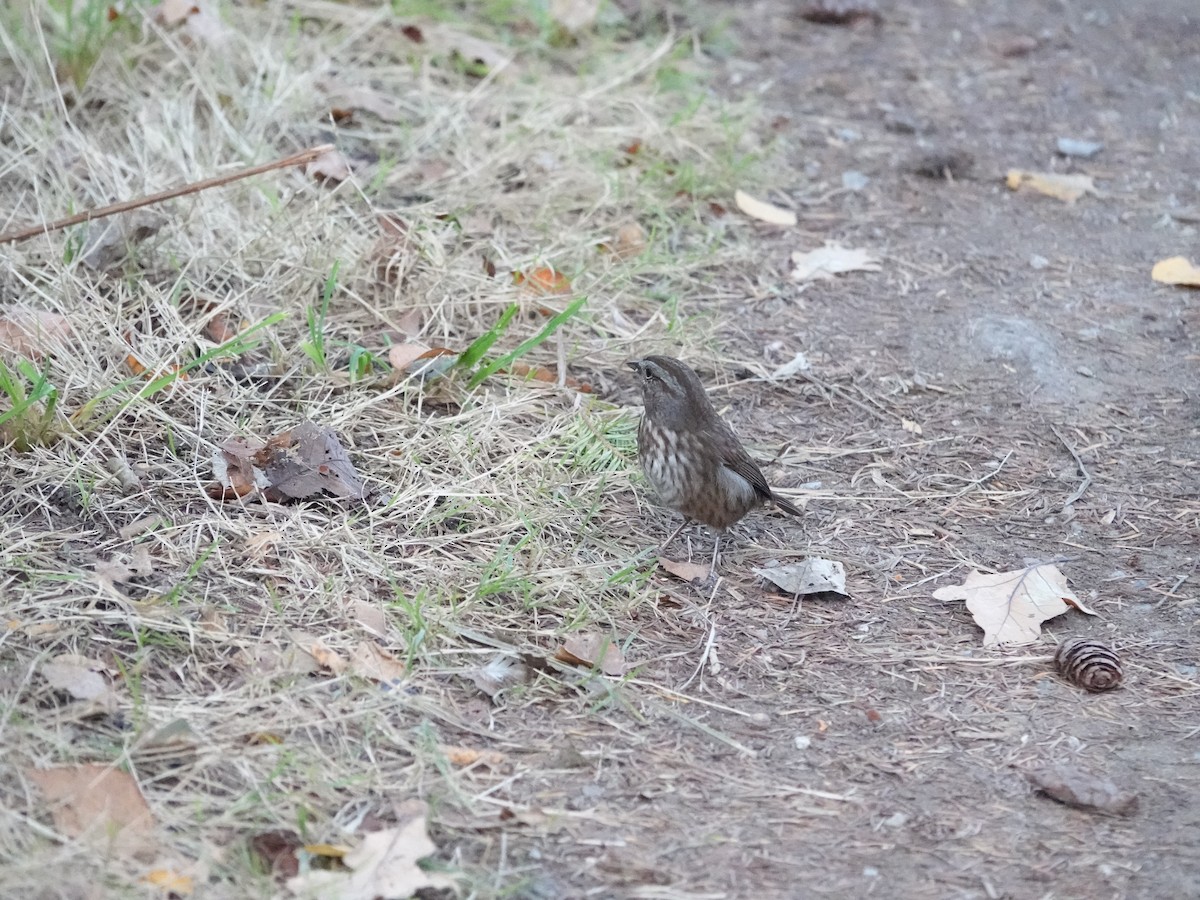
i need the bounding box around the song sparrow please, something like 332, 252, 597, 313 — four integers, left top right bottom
628, 355, 803, 569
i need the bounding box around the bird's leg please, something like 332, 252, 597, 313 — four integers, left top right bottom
707, 531, 723, 581
658, 518, 691, 555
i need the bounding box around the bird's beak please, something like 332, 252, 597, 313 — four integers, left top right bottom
626, 360, 641, 373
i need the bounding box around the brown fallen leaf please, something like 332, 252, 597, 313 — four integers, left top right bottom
556, 632, 627, 676
296, 634, 348, 675
388, 342, 460, 382
658, 558, 710, 584
601, 221, 647, 259
351, 600, 388, 636
1151, 256, 1200, 287
932, 563, 1096, 647
348, 641, 407, 684
285, 802, 455, 899
0, 306, 73, 358
1024, 763, 1138, 816
1005, 169, 1098, 203
27, 764, 158, 858
258, 422, 368, 502
306, 148, 353, 185
514, 266, 571, 295
208, 435, 266, 500
734, 189, 797, 227
250, 830, 303, 880
440, 745, 506, 768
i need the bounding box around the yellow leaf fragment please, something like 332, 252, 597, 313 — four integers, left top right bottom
1151, 256, 1200, 287
734, 189, 797, 227
1005, 169, 1097, 203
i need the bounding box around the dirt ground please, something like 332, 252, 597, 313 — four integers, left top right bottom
548, 1, 1200, 897
2, 1, 1198, 898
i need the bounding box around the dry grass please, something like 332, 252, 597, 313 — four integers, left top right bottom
0, 0, 790, 894
5, 2, 1200, 898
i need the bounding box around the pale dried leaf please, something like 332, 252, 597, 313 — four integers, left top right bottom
40, 655, 112, 701
440, 745, 505, 767
1024, 763, 1138, 816
348, 642, 407, 684
754, 558, 847, 596
932, 564, 1094, 647
1151, 256, 1200, 287
0, 307, 73, 358
306, 149, 353, 184
352, 600, 388, 636
556, 632, 627, 676
550, 0, 601, 32
790, 242, 880, 281
734, 189, 797, 227
285, 804, 454, 899
27, 764, 158, 858
658, 558, 710, 583
1005, 169, 1098, 203
295, 634, 348, 674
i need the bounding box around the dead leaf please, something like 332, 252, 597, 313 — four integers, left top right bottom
40, 655, 114, 702
1024, 763, 1138, 816
208, 435, 267, 500
27, 764, 158, 858
658, 558, 710, 583
285, 802, 455, 899
318, 80, 404, 123
0, 306, 72, 358
790, 242, 880, 281
1005, 169, 1098, 203
306, 149, 353, 185
348, 642, 407, 684
550, 0, 601, 32
734, 189, 797, 227
754, 558, 847, 597
251, 830, 304, 879
932, 564, 1095, 647
468, 655, 528, 697
258, 422, 368, 502
95, 559, 135, 591
1151, 256, 1200, 287
153, 0, 226, 43
295, 634, 348, 675
556, 632, 627, 676
514, 266, 572, 295
142, 869, 195, 894
388, 342, 460, 382
601, 222, 647, 259
79, 210, 163, 271
440, 745, 505, 767
352, 600, 387, 636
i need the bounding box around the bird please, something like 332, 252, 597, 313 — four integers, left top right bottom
627, 355, 803, 575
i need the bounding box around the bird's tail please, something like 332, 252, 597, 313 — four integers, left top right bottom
771, 492, 805, 518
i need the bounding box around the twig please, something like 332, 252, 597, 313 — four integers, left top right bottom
0, 144, 334, 245
1050, 424, 1092, 509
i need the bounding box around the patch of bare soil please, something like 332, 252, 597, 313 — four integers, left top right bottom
435, 1, 1198, 897
510, 1, 1200, 896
